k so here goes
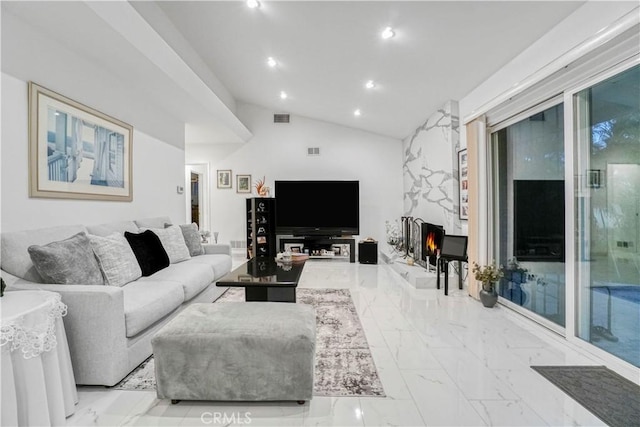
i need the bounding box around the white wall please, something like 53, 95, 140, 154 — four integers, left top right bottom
1, 74, 186, 232
186, 103, 404, 245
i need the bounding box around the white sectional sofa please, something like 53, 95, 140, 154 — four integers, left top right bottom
0, 216, 232, 386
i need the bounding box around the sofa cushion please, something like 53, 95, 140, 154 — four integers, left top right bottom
138, 261, 214, 301
28, 232, 104, 286
187, 254, 233, 280
121, 280, 184, 337
179, 223, 204, 256
134, 216, 173, 229
86, 220, 139, 237
1, 224, 88, 282
140, 226, 190, 264
89, 233, 142, 287
124, 230, 170, 276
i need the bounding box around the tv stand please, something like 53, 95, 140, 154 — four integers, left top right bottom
278, 237, 356, 263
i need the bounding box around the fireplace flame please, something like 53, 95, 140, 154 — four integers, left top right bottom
426, 232, 437, 254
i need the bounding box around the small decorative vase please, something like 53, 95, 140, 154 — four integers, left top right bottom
479, 282, 498, 308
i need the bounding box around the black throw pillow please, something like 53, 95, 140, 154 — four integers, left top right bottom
124, 230, 170, 276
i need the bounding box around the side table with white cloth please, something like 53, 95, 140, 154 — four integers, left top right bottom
1, 290, 78, 426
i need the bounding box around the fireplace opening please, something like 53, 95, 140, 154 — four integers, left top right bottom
421, 223, 444, 266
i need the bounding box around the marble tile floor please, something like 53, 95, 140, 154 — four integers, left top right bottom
67, 256, 620, 426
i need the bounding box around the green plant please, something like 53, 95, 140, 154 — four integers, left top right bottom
472, 262, 504, 291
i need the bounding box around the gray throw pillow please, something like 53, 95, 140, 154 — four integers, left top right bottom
89, 233, 142, 287
141, 226, 191, 263
27, 232, 104, 285
180, 223, 204, 256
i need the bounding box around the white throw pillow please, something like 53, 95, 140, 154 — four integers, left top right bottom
89, 233, 142, 287
142, 226, 191, 263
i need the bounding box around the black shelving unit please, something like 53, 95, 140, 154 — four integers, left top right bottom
246, 197, 276, 259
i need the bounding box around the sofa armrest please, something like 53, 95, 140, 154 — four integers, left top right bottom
9, 282, 128, 385
203, 243, 232, 256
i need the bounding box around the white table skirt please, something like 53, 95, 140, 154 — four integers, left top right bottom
1, 290, 78, 426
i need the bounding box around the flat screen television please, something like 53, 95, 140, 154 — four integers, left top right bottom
275, 180, 359, 237
440, 235, 468, 261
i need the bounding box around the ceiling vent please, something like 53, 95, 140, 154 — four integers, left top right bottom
273, 114, 290, 123
307, 147, 320, 156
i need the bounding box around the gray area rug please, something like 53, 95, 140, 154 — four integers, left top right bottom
115, 288, 385, 397
531, 365, 640, 427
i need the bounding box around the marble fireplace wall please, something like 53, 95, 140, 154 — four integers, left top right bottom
402, 100, 462, 236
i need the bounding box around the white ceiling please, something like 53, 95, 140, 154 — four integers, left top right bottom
150, 0, 586, 140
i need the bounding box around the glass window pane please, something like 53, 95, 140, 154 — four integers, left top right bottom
575, 65, 640, 367
492, 103, 566, 327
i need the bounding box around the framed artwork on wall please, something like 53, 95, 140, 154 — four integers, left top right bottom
217, 170, 232, 189
28, 82, 133, 201
587, 169, 602, 188
458, 148, 469, 220
236, 174, 251, 193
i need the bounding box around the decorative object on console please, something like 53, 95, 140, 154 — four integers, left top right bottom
254, 176, 271, 196
217, 170, 232, 189
472, 261, 503, 308
27, 231, 104, 286
199, 230, 211, 243
236, 174, 251, 193
124, 230, 170, 276
28, 82, 133, 202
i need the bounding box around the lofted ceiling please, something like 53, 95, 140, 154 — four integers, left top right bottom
148, 0, 586, 140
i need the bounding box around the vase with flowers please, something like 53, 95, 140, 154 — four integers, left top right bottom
472, 261, 504, 308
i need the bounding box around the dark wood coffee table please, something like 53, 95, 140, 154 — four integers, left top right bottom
216, 257, 306, 303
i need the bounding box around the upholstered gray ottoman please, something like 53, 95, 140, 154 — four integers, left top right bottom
151, 302, 316, 403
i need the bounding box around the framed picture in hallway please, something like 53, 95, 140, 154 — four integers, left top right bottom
458, 148, 468, 220
217, 170, 232, 189
28, 82, 133, 201
236, 174, 251, 193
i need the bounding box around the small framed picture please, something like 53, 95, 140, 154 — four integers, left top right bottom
237, 174, 251, 193
290, 246, 301, 253
587, 169, 602, 188
217, 170, 232, 189
257, 236, 267, 244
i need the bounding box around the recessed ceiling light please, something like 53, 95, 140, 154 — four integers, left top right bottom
365, 80, 375, 89
381, 27, 395, 39
246, 0, 260, 9
354, 109, 361, 116
280, 91, 288, 100
267, 57, 277, 68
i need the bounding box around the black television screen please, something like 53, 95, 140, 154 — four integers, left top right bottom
440, 235, 468, 261
514, 180, 564, 261
275, 180, 359, 236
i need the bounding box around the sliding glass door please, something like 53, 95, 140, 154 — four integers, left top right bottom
491, 103, 566, 328
574, 65, 640, 367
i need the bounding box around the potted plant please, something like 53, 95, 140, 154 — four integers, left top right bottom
472, 261, 504, 308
